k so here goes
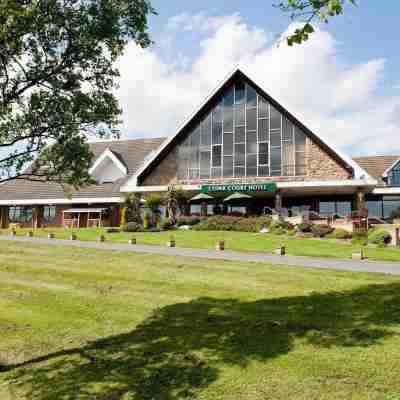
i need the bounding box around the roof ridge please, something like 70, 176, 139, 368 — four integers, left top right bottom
88, 137, 166, 145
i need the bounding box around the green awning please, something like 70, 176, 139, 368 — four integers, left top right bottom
223, 192, 252, 202
190, 193, 215, 203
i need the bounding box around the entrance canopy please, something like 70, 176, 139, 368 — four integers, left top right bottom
63, 208, 107, 213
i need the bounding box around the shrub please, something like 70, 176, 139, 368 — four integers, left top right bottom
143, 212, 151, 230
368, 229, 392, 246
329, 228, 352, 240
297, 222, 313, 233
311, 224, 334, 238
122, 193, 142, 225
122, 222, 142, 232
177, 216, 201, 226
193, 215, 272, 233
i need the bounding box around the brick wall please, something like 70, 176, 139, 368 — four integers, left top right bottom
141, 135, 352, 186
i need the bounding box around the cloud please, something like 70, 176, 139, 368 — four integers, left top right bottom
116, 12, 400, 156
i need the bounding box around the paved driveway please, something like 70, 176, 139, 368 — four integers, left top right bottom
1, 235, 400, 275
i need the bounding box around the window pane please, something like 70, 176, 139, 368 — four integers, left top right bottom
246, 85, 257, 108
246, 131, 257, 154
258, 96, 268, 118
234, 104, 245, 126
234, 144, 245, 166
189, 169, 199, 180
201, 115, 212, 147
224, 86, 234, 106
234, 166, 245, 177
235, 126, 245, 143
235, 82, 245, 104
246, 108, 257, 131
319, 202, 335, 217
295, 152, 306, 175
200, 151, 211, 179
246, 154, 257, 176
383, 200, 400, 218
211, 167, 222, 178
223, 156, 233, 177
366, 200, 382, 218
295, 127, 306, 152
258, 118, 268, 142
213, 102, 222, 123
282, 141, 295, 176
223, 132, 233, 155
282, 117, 293, 141
258, 165, 269, 176
259, 152, 268, 165
212, 122, 222, 144
271, 148, 281, 175
212, 145, 222, 167
337, 202, 352, 217
270, 106, 281, 130
223, 105, 233, 132
270, 130, 281, 147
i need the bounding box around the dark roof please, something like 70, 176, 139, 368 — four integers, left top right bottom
0, 137, 165, 202
353, 155, 400, 184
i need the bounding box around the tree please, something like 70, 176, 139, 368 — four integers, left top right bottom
0, 0, 155, 186
277, 0, 356, 46
164, 187, 178, 225
122, 193, 142, 225
144, 194, 162, 227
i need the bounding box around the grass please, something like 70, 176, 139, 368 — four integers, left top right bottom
1, 241, 400, 399
5, 226, 400, 262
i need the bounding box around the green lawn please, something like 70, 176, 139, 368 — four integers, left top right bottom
1, 242, 400, 399
5, 226, 400, 262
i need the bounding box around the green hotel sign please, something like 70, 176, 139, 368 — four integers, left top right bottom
201, 182, 277, 194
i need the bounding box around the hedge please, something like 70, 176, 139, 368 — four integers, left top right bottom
193, 216, 272, 233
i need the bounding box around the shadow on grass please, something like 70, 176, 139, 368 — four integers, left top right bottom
3, 282, 400, 399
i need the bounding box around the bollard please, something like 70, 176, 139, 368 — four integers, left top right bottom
26, 231, 34, 237
352, 249, 365, 260
47, 233, 55, 239
274, 245, 286, 256
128, 237, 136, 245
98, 235, 106, 243
70, 233, 77, 241
166, 236, 175, 247
216, 240, 225, 251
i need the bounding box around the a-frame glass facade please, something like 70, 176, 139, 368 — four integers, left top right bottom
388, 161, 400, 187
177, 80, 307, 181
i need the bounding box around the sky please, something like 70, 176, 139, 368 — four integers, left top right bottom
115, 0, 400, 157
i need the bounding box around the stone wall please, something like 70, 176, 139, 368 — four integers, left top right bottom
306, 138, 352, 180
141, 136, 353, 186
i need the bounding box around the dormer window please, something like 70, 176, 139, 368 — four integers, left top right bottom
89, 148, 127, 184
383, 159, 400, 187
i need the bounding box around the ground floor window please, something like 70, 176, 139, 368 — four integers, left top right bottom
319, 201, 352, 217
366, 195, 400, 219
9, 206, 33, 223
43, 206, 56, 224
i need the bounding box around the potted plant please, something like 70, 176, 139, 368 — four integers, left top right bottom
128, 236, 136, 245
98, 234, 106, 243
216, 239, 225, 251
166, 235, 175, 247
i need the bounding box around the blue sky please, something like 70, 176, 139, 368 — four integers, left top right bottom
114, 1, 400, 156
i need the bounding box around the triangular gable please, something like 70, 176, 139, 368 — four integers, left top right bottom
122, 67, 354, 188
89, 148, 128, 179
383, 158, 400, 178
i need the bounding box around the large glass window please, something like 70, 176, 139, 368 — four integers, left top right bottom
176, 80, 307, 180
9, 207, 33, 223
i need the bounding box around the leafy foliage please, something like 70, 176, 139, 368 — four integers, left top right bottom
193, 216, 273, 233
368, 229, 392, 246
311, 224, 334, 238
296, 222, 313, 233
122, 193, 142, 225
122, 221, 142, 232
329, 228, 353, 240
0, 0, 155, 185
276, 0, 356, 46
